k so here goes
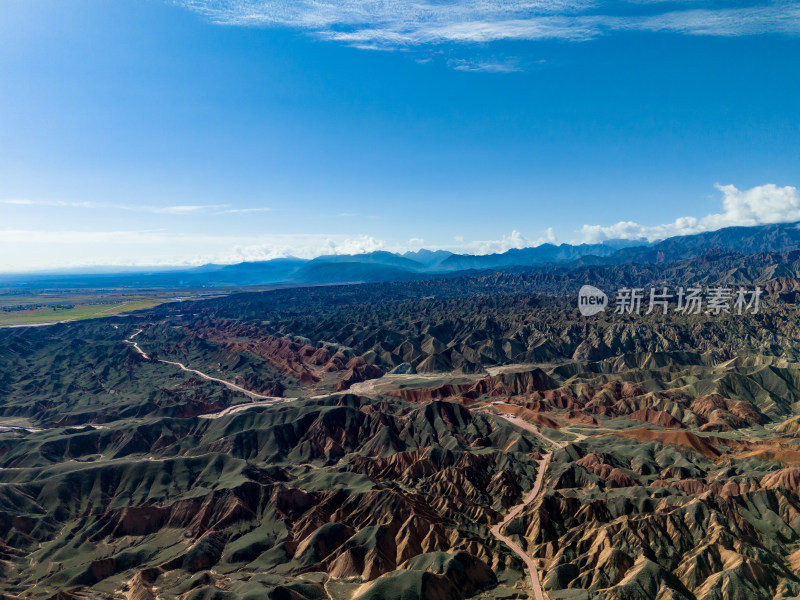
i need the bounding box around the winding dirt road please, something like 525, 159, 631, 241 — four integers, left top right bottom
490, 410, 565, 600
124, 330, 291, 417
490, 453, 551, 600
125, 329, 151, 359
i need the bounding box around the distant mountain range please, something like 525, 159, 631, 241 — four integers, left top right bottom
3, 222, 800, 289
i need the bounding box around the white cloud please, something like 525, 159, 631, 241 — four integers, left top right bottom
441, 228, 554, 254
167, 234, 387, 265
152, 205, 225, 214
175, 1, 800, 50
448, 57, 522, 73
579, 183, 800, 243
220, 207, 272, 214
463, 230, 531, 254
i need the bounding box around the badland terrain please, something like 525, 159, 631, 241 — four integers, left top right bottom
4, 223, 800, 599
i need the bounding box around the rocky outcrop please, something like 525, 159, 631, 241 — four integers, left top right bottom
335, 357, 384, 391
627, 408, 686, 430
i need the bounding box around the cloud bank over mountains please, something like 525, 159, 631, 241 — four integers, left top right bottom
2, 183, 799, 270
580, 183, 800, 243
177, 0, 800, 49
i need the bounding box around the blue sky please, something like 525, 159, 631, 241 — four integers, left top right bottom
1, 0, 799, 270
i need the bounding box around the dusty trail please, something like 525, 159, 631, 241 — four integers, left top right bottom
490, 453, 551, 600
124, 330, 291, 416
490, 410, 565, 600
495, 403, 566, 450
198, 399, 288, 419
124, 329, 151, 360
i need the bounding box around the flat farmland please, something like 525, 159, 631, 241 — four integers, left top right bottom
0, 294, 172, 326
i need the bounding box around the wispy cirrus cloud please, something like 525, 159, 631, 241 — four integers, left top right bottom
175, 0, 800, 50
0, 198, 266, 216
0, 199, 94, 208
150, 204, 227, 214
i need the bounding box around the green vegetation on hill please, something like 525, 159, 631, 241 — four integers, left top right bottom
0, 394, 543, 599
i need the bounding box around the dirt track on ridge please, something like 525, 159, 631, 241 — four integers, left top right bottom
124, 330, 292, 417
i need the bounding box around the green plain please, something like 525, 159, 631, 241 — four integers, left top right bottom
0, 299, 168, 326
